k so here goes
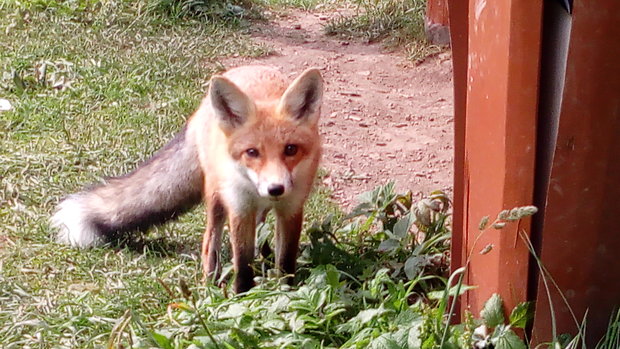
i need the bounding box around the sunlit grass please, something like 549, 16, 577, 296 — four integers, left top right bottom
0, 1, 271, 346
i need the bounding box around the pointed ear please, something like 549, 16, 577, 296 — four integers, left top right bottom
209, 76, 255, 132
277, 68, 324, 125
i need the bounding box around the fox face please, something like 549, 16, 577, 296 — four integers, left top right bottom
226, 117, 318, 199
208, 68, 324, 201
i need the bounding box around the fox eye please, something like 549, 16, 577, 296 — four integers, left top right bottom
284, 144, 298, 156
246, 148, 260, 158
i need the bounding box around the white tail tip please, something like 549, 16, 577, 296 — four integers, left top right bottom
51, 195, 104, 248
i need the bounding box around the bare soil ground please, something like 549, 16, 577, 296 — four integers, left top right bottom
225, 9, 454, 208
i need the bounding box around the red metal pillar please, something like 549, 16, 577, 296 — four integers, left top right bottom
452, 0, 543, 315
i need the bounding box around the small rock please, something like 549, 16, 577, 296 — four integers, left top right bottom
0, 99, 12, 111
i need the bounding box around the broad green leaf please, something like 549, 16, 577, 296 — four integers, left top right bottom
357, 307, 388, 324
222, 303, 247, 318
151, 331, 173, 349
377, 238, 401, 253
407, 324, 423, 348
492, 325, 527, 349
347, 305, 391, 328
289, 315, 305, 333
509, 302, 534, 329
229, 327, 259, 346
367, 333, 404, 349
325, 265, 341, 288
404, 255, 426, 280
393, 213, 413, 239
393, 308, 422, 326
481, 293, 505, 327
263, 319, 286, 331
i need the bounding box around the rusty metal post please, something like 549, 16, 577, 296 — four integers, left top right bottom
451, 0, 543, 315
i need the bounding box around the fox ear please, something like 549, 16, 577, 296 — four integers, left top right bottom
209, 76, 255, 132
277, 68, 324, 125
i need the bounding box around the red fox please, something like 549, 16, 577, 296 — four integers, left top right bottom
51, 66, 324, 293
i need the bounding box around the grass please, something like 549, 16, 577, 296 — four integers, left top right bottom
0, 1, 269, 347
252, 0, 341, 11
324, 0, 444, 62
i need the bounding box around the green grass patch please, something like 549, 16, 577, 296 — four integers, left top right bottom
0, 1, 266, 347
324, 0, 443, 62
252, 0, 337, 11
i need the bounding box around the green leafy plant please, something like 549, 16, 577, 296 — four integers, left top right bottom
300, 183, 451, 294
469, 294, 533, 349
96, 183, 456, 347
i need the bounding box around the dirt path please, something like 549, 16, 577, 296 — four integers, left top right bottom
225, 10, 454, 208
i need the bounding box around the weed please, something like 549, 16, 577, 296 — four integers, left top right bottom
103, 184, 455, 348
252, 0, 340, 11
145, 0, 259, 22
597, 309, 620, 349
324, 0, 443, 63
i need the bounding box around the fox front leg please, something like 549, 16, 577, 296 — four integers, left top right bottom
202, 197, 226, 282
228, 212, 257, 293
274, 207, 303, 284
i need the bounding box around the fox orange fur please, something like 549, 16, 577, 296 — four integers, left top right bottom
52, 66, 324, 293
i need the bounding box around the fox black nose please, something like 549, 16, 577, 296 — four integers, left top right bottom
268, 184, 285, 197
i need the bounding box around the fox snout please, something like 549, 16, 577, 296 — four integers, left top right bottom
257, 174, 292, 199
244, 163, 294, 199
267, 184, 285, 197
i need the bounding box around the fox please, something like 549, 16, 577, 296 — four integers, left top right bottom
51, 65, 324, 293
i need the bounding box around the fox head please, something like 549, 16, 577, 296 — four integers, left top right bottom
208, 68, 324, 200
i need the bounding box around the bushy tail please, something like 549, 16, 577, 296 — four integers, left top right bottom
51, 127, 203, 247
